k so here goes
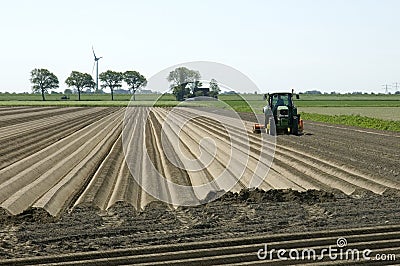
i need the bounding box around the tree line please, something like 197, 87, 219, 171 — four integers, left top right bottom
30, 66, 220, 101
30, 69, 146, 101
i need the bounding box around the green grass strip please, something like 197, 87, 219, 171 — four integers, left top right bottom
0, 100, 182, 107
301, 113, 400, 132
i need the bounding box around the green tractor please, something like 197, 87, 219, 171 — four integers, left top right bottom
260, 91, 303, 135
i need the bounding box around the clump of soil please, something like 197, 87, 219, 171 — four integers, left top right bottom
18, 208, 57, 224
219, 188, 337, 204
107, 201, 138, 217
0, 207, 57, 226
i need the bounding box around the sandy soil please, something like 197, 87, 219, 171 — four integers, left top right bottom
0, 107, 399, 260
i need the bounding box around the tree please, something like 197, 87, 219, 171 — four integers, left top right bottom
30, 68, 59, 101
64, 88, 73, 94
190, 80, 203, 94
65, 71, 95, 101
99, 70, 123, 100
123, 71, 147, 101
209, 78, 220, 98
167, 67, 201, 101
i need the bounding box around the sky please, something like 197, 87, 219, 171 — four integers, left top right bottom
0, 0, 399, 94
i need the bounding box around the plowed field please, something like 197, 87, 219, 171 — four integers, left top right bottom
0, 106, 399, 263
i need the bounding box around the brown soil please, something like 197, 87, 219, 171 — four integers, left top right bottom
1, 189, 400, 259
0, 107, 399, 260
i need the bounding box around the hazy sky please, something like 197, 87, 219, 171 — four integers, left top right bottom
0, 0, 399, 93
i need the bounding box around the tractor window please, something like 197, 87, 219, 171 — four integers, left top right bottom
272, 95, 289, 107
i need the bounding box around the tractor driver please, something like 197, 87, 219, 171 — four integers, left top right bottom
275, 95, 284, 107
271, 95, 285, 114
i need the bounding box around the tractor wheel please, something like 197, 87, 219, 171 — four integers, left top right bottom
292, 116, 299, 135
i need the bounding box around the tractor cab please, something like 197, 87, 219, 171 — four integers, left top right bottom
261, 91, 303, 135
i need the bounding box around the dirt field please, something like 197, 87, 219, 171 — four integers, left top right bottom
0, 106, 399, 263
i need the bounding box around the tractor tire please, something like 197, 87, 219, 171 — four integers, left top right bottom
292, 116, 299, 136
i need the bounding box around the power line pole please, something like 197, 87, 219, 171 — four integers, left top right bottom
382, 84, 391, 94
393, 82, 399, 91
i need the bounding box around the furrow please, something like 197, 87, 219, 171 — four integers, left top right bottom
0, 107, 108, 139
32, 114, 123, 216
74, 134, 125, 210
181, 108, 397, 195
154, 108, 246, 193
0, 110, 124, 215
0, 106, 59, 116
151, 108, 222, 201
0, 109, 118, 184
170, 109, 315, 191
148, 110, 201, 206
0, 106, 81, 125
0, 108, 116, 169
119, 107, 160, 210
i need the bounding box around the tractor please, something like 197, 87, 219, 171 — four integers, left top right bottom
253, 90, 303, 135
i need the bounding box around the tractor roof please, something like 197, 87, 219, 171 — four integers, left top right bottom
268, 92, 293, 95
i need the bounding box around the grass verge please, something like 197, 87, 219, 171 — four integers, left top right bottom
301, 113, 400, 132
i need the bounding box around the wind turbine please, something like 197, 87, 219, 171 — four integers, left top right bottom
92, 46, 102, 92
